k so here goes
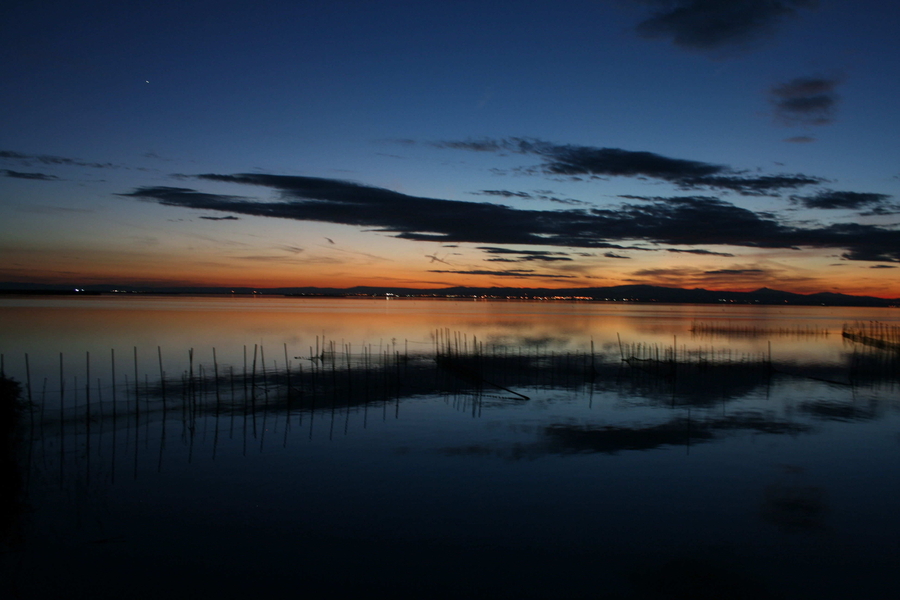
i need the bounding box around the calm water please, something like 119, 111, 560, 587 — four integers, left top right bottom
1, 296, 899, 598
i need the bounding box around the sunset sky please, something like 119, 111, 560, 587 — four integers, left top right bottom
2, 1, 899, 296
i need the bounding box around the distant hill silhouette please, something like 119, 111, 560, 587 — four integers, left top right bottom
1, 282, 897, 307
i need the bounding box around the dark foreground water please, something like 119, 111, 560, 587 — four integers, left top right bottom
1, 297, 899, 598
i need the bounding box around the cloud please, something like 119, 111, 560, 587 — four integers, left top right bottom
474, 189, 533, 199
784, 135, 816, 143
667, 248, 735, 257
436, 137, 823, 195
121, 175, 900, 263
533, 194, 587, 206
632, 0, 818, 52
199, 215, 240, 220
790, 190, 893, 211
859, 206, 900, 217
604, 252, 631, 259
628, 265, 792, 287
630, 267, 699, 278
770, 76, 841, 126
428, 269, 576, 279
0, 150, 118, 169
703, 269, 766, 276
797, 223, 900, 263
1, 169, 59, 180
870, 265, 897, 269
473, 189, 587, 205
478, 247, 572, 262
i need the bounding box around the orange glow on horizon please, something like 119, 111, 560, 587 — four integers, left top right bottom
3, 265, 897, 298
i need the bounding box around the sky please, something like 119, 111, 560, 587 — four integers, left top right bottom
2, 0, 899, 297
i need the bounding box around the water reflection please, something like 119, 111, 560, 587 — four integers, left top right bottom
2, 298, 900, 599
5, 334, 899, 469
630, 557, 781, 600
761, 482, 828, 534
0, 377, 26, 550
798, 399, 880, 422
3, 296, 898, 389
543, 413, 811, 454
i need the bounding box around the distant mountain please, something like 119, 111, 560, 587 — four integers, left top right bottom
1, 281, 897, 307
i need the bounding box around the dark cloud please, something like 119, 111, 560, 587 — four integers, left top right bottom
604, 252, 631, 259
694, 173, 822, 195
436, 137, 823, 195
667, 248, 735, 257
533, 193, 587, 206
436, 139, 506, 153
703, 269, 765, 276
122, 175, 900, 263
627, 265, 798, 287
428, 269, 576, 279
0, 150, 118, 169
790, 190, 893, 211
859, 206, 900, 217
120, 186, 249, 206
474, 190, 533, 199
440, 137, 718, 177
870, 265, 897, 269
632, 0, 818, 52
816, 224, 900, 263
631, 267, 699, 278
1, 169, 58, 180
474, 189, 587, 206
198, 215, 240, 221
770, 76, 840, 126
784, 135, 816, 143
478, 247, 572, 262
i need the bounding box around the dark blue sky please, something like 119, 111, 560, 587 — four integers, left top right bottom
2, 1, 899, 294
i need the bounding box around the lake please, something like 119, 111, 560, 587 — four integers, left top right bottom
1, 296, 899, 598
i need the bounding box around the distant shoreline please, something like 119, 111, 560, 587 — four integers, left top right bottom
1, 285, 897, 307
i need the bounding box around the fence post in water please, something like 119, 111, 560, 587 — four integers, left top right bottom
110, 349, 117, 425
213, 347, 221, 457
284, 343, 292, 425
259, 346, 270, 443
213, 348, 221, 416
188, 348, 195, 415
250, 344, 258, 436
85, 351, 91, 439
24, 354, 34, 457
24, 353, 32, 407
229, 365, 236, 437
345, 343, 352, 405
85, 352, 92, 483
133, 347, 140, 421
158, 346, 166, 415
59, 352, 65, 422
